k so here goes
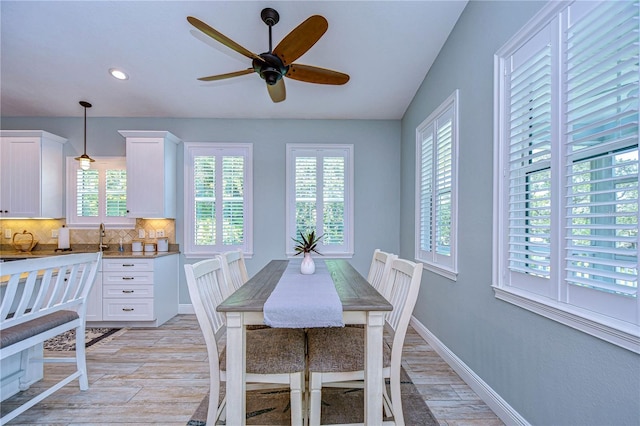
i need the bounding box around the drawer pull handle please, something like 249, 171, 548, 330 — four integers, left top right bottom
122, 290, 134, 294
122, 277, 135, 280
122, 264, 135, 267
122, 308, 135, 312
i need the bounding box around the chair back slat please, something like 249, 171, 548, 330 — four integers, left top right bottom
367, 249, 397, 300
384, 258, 423, 355
0, 253, 102, 327
219, 250, 249, 296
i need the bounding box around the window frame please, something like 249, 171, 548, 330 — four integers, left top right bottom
493, 0, 640, 353
65, 156, 135, 229
414, 90, 460, 280
183, 142, 253, 258
285, 144, 354, 258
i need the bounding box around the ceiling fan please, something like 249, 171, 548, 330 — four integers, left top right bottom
187, 8, 350, 103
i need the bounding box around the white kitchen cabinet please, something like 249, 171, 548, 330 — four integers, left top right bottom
118, 131, 180, 218
85, 266, 103, 322
86, 254, 178, 327
0, 130, 67, 218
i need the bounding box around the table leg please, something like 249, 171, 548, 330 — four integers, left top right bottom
365, 311, 385, 425
225, 312, 246, 425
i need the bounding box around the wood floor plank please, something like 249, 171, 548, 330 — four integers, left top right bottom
2, 314, 504, 425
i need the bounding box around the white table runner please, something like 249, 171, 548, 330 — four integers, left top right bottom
263, 259, 344, 328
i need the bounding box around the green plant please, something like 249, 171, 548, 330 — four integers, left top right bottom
292, 230, 323, 255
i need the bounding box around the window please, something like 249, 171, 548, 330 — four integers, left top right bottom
66, 157, 135, 228
415, 90, 459, 280
494, 0, 639, 352
286, 144, 354, 257
184, 143, 253, 257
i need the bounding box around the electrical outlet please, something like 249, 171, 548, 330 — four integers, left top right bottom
156, 229, 165, 237
52, 229, 59, 238
4, 229, 11, 239
148, 230, 156, 239
138, 229, 145, 239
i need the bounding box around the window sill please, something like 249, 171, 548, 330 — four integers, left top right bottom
493, 285, 640, 354
420, 261, 458, 281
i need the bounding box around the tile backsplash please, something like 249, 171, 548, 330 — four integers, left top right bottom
0, 218, 175, 248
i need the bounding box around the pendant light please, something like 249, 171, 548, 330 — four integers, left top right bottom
75, 101, 95, 170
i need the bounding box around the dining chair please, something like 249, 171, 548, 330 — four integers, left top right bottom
184, 258, 307, 426
367, 249, 398, 300
219, 249, 249, 297
306, 258, 423, 426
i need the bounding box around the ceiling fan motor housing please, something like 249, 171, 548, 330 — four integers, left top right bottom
253, 52, 288, 85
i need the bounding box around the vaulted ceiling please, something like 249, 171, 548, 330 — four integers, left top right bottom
0, 1, 467, 120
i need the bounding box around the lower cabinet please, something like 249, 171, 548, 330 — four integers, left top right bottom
86, 254, 178, 328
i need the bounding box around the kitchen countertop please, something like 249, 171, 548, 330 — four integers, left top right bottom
0, 249, 179, 260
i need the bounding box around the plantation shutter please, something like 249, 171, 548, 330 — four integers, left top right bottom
287, 145, 353, 256
419, 125, 434, 254
194, 155, 215, 246
222, 156, 245, 245
323, 156, 345, 245
76, 169, 99, 217
506, 26, 553, 290
295, 156, 317, 237
185, 143, 252, 256
416, 91, 458, 275
564, 1, 639, 300
105, 169, 127, 217
435, 110, 453, 256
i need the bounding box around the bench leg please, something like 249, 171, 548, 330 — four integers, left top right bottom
74, 324, 89, 390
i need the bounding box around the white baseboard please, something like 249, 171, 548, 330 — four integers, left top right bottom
409, 316, 529, 426
179, 304, 195, 315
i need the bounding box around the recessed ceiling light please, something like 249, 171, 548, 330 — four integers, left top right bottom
109, 68, 129, 80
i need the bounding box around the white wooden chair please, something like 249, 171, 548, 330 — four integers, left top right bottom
367, 249, 398, 300
184, 258, 306, 426
219, 250, 249, 297
0, 252, 102, 424
306, 258, 423, 426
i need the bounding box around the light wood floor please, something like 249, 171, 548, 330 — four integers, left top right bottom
3, 314, 504, 425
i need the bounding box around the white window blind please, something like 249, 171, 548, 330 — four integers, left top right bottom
66, 157, 134, 228
184, 143, 253, 257
494, 0, 639, 352
415, 90, 459, 279
286, 144, 353, 257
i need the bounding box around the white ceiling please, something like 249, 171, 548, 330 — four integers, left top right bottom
0, 1, 467, 120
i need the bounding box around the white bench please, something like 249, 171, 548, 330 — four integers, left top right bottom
0, 252, 101, 424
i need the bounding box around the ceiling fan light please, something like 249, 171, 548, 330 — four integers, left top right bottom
261, 67, 281, 85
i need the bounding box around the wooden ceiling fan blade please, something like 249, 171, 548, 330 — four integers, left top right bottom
187, 16, 264, 63
273, 15, 328, 66
286, 64, 350, 85
267, 79, 286, 103
198, 68, 254, 82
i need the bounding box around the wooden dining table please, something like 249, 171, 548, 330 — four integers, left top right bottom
217, 258, 393, 425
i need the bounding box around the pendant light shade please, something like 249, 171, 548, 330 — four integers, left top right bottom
75, 101, 95, 170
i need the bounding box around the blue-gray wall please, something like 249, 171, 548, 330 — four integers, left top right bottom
400, 1, 640, 425
0, 117, 401, 303
4, 2, 640, 424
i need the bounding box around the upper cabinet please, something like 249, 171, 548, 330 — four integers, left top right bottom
0, 130, 67, 218
119, 131, 180, 218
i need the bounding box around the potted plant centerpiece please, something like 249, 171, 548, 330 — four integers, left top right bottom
292, 230, 323, 274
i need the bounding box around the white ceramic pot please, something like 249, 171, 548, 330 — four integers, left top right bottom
132, 241, 143, 252
300, 252, 315, 275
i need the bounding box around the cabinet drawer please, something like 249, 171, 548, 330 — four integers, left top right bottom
102, 258, 154, 272
103, 299, 154, 321
102, 271, 153, 285
103, 285, 154, 299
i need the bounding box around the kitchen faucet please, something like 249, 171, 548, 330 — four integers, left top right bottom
99, 223, 109, 251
